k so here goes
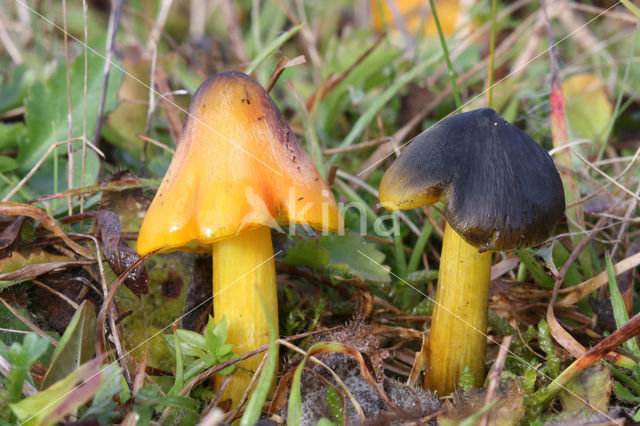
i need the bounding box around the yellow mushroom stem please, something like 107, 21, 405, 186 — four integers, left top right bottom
425, 222, 492, 395
212, 225, 278, 405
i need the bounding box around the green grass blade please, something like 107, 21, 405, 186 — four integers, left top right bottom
168, 323, 184, 396
287, 342, 343, 426
245, 23, 304, 75
392, 212, 407, 277
240, 295, 279, 426
620, 0, 640, 19
514, 249, 554, 289
606, 254, 640, 357
428, 0, 461, 111
407, 220, 434, 274
458, 399, 499, 426
333, 54, 441, 152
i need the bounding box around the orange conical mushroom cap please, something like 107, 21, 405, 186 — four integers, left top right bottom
137, 71, 341, 255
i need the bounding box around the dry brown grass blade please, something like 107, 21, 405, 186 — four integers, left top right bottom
154, 67, 183, 145
95, 251, 153, 355
135, 134, 175, 154
0, 202, 94, 259
408, 334, 428, 387
557, 251, 640, 307
265, 55, 306, 93
548, 215, 608, 358
0, 260, 94, 282
347, 278, 374, 318
545, 312, 640, 404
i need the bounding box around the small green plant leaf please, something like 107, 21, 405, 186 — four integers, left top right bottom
10, 355, 106, 426
5, 333, 50, 403
136, 388, 199, 413
613, 381, 640, 404
538, 319, 560, 378
40, 300, 96, 390
320, 234, 391, 283
20, 48, 121, 192
81, 364, 122, 423
284, 238, 331, 268
560, 364, 611, 415
514, 249, 554, 289
0, 157, 18, 173
168, 324, 185, 397
326, 386, 344, 426
458, 366, 474, 393
0, 122, 26, 151
0, 65, 27, 113
285, 234, 391, 282
212, 315, 229, 347
315, 419, 337, 426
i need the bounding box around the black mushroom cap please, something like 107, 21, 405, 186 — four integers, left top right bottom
379, 108, 565, 251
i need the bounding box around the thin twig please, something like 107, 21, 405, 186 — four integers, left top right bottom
479, 335, 513, 426
92, 0, 124, 147
2, 137, 103, 202
62, 0, 74, 216
32, 279, 80, 309
153, 68, 183, 145
88, 233, 133, 386
219, 0, 248, 65
0, 9, 22, 63
141, 45, 158, 176
81, 0, 89, 215
611, 182, 640, 259
136, 134, 175, 154
146, 0, 173, 49
0, 296, 58, 346
571, 149, 640, 203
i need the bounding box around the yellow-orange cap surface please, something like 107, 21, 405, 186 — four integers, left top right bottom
137, 71, 341, 255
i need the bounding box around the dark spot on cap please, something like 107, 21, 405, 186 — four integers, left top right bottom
161, 270, 184, 299
298, 197, 304, 201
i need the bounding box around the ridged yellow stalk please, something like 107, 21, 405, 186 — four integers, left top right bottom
212, 226, 278, 406
425, 222, 492, 395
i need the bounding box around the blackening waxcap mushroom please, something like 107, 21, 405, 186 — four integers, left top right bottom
379, 108, 565, 251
